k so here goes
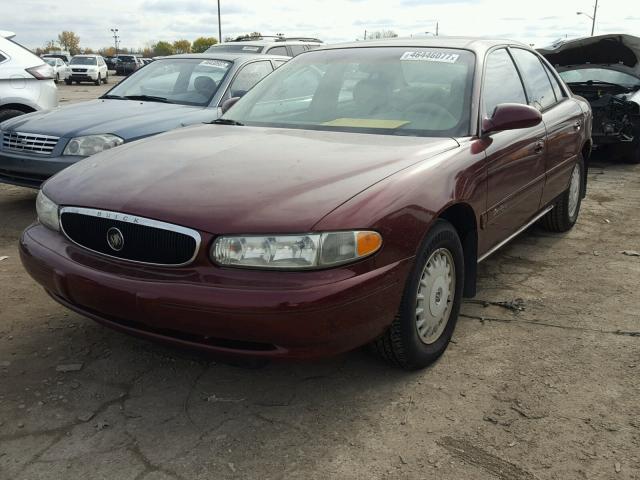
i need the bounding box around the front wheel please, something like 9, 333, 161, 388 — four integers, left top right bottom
55, 73, 60, 83
370, 219, 464, 370
94, 74, 101, 86
103, 72, 109, 84
542, 156, 584, 232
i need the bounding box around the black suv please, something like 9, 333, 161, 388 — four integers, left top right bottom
115, 55, 143, 75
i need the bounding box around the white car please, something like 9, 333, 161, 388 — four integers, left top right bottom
0, 30, 58, 123
43, 57, 70, 83
66, 54, 109, 85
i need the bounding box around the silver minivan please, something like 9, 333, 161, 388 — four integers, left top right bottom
0, 31, 58, 123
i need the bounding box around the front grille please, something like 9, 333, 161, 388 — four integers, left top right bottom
2, 131, 59, 155
60, 207, 200, 266
72, 68, 87, 72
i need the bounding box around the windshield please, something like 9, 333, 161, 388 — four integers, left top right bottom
106, 58, 232, 106
559, 68, 640, 88
70, 56, 97, 65
223, 47, 475, 137
44, 58, 56, 66
206, 44, 265, 54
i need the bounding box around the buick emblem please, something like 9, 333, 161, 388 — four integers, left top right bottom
106, 227, 124, 252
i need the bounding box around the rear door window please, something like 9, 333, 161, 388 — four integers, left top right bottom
290, 45, 305, 56
510, 48, 557, 110
267, 46, 289, 56
483, 48, 527, 116
229, 61, 273, 96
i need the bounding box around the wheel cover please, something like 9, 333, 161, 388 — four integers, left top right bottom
415, 248, 456, 345
568, 163, 581, 219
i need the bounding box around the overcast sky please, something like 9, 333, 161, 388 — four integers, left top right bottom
3, 0, 640, 51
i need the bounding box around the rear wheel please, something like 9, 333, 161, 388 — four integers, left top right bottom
370, 220, 464, 370
55, 73, 60, 83
103, 72, 109, 84
0, 109, 25, 123
542, 156, 584, 232
94, 74, 101, 86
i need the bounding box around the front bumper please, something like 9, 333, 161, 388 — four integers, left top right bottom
20, 224, 411, 359
69, 72, 99, 81
0, 150, 83, 188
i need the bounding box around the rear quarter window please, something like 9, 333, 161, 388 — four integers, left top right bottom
0, 51, 7, 63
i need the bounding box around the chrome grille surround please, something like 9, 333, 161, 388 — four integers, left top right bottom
59, 206, 202, 267
2, 131, 59, 155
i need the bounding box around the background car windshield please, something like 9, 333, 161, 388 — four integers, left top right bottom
107, 58, 232, 106
118, 55, 136, 62
205, 44, 265, 53
70, 57, 96, 65
44, 58, 56, 66
559, 68, 640, 88
224, 47, 475, 136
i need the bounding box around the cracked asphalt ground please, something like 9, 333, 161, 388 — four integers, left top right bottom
1, 83, 640, 480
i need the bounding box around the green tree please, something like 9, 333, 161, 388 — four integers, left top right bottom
191, 36, 218, 53
173, 39, 191, 54
58, 31, 81, 55
153, 41, 175, 56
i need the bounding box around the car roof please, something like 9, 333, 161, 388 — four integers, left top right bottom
315, 36, 528, 55
160, 52, 291, 62
73, 54, 101, 57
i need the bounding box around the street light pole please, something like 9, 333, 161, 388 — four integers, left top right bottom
577, 0, 598, 37
217, 0, 222, 42
110, 28, 119, 56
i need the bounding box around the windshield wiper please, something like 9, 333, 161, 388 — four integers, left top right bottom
123, 95, 173, 103
567, 80, 630, 89
102, 94, 126, 100
212, 118, 244, 126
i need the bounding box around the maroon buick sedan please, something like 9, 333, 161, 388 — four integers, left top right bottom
20, 38, 592, 370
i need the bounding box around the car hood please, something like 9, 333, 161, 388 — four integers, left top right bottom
1, 99, 214, 140
44, 125, 459, 234
538, 34, 640, 78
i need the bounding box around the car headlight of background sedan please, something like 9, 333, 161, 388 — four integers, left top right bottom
36, 191, 60, 231
63, 134, 124, 156
211, 231, 382, 269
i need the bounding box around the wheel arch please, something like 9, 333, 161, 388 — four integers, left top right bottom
0, 103, 36, 114
437, 202, 478, 298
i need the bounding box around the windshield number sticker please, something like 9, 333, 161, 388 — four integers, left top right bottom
401, 51, 460, 63
242, 46, 260, 51
199, 60, 231, 68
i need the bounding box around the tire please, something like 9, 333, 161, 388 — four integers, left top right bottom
0, 109, 25, 123
94, 74, 101, 86
55, 73, 60, 83
103, 72, 109, 84
65, 79, 72, 85
625, 142, 640, 164
542, 156, 584, 232
370, 219, 464, 370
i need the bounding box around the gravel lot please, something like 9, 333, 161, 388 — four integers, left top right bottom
0, 82, 639, 480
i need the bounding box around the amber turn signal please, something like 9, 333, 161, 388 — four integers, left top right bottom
357, 231, 382, 257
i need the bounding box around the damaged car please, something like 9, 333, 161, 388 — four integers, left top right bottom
539, 34, 640, 163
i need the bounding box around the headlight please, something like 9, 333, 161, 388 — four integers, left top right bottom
211, 231, 382, 269
63, 134, 124, 156
36, 191, 60, 231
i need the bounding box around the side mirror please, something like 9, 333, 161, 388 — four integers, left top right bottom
221, 97, 242, 114
482, 103, 542, 135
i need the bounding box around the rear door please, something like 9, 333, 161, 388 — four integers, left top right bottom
482, 48, 547, 251
509, 48, 583, 206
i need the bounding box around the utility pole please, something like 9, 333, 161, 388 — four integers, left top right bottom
364, 29, 367, 40
436, 21, 439, 36
217, 0, 222, 42
110, 28, 119, 56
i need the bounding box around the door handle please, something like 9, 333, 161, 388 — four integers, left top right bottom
534, 139, 545, 154
573, 120, 582, 131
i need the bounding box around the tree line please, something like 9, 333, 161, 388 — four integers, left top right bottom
33, 31, 220, 58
